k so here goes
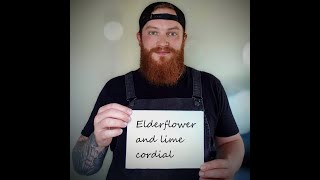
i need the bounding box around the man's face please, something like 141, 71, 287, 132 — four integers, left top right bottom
137, 8, 187, 86
139, 8, 184, 61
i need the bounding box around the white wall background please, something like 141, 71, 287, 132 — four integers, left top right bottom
70, 0, 250, 179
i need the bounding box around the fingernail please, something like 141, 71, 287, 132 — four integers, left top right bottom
200, 165, 206, 170
127, 109, 132, 115
123, 122, 128, 126
199, 171, 204, 176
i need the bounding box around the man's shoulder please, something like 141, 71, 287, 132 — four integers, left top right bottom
106, 74, 124, 86
187, 66, 221, 84
110, 69, 139, 81
104, 69, 139, 89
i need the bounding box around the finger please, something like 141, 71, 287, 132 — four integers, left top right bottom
99, 128, 123, 139
95, 108, 131, 124
99, 118, 128, 129
98, 103, 132, 115
199, 169, 229, 179
200, 159, 228, 171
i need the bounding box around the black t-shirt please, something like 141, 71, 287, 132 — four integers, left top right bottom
81, 66, 239, 138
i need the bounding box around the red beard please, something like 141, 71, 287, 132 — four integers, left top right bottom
139, 42, 185, 86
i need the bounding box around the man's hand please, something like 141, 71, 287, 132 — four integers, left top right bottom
199, 159, 234, 180
94, 103, 132, 148
199, 134, 244, 180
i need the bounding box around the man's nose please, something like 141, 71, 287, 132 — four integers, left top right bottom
156, 36, 169, 47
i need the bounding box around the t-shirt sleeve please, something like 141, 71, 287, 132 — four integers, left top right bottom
81, 82, 113, 137
215, 80, 239, 137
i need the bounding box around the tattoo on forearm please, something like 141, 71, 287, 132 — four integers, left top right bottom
72, 134, 108, 175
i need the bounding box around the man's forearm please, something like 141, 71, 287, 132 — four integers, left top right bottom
216, 138, 245, 173
72, 134, 108, 175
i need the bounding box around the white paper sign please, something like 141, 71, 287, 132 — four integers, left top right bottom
126, 110, 204, 169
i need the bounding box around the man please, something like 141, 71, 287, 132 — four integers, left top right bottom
72, 1, 244, 180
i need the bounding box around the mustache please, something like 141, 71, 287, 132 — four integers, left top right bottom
149, 46, 176, 53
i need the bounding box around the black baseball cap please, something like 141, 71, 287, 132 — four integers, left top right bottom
139, 1, 186, 32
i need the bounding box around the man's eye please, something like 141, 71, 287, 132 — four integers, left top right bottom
168, 32, 177, 36
148, 31, 158, 35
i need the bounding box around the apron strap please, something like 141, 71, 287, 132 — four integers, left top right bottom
125, 72, 137, 105
192, 68, 202, 98
192, 68, 203, 101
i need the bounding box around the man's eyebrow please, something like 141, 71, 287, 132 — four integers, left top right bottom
144, 26, 181, 31
167, 26, 180, 31
144, 26, 159, 30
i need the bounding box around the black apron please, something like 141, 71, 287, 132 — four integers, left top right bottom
107, 68, 216, 180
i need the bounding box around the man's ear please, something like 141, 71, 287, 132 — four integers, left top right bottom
183, 32, 187, 40
137, 32, 142, 47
